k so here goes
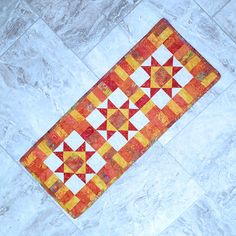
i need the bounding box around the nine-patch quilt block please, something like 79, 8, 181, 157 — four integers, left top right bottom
20, 19, 220, 218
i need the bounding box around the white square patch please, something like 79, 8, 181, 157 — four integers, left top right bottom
107, 132, 128, 151
130, 66, 150, 87
174, 67, 193, 87
44, 153, 63, 172
86, 108, 106, 129
151, 89, 172, 109
130, 110, 149, 130
152, 45, 172, 65
87, 153, 106, 173
65, 174, 85, 194
107, 88, 128, 108
63, 131, 84, 150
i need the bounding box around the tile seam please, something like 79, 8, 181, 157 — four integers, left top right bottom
81, 0, 145, 59
161, 139, 236, 231
212, 0, 231, 17
193, 0, 236, 45
161, 78, 236, 146
0, 144, 85, 234
0, 16, 40, 58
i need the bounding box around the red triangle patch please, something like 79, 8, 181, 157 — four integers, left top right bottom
128, 122, 137, 131
86, 164, 95, 174
142, 66, 151, 75
107, 130, 116, 139
141, 79, 151, 88
54, 151, 64, 161
120, 100, 129, 109
86, 151, 95, 160
163, 56, 173, 67
151, 56, 160, 66
163, 88, 172, 97
173, 66, 182, 75
64, 173, 73, 183
150, 88, 160, 97
98, 108, 107, 117
108, 100, 117, 109
119, 130, 129, 140
63, 142, 73, 151
76, 142, 86, 152
55, 164, 64, 173
97, 121, 107, 131
129, 108, 138, 118
172, 79, 182, 88
77, 174, 86, 183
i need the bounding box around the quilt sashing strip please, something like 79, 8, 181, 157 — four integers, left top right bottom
20, 18, 220, 218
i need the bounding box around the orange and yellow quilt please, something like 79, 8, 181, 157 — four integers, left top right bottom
20, 19, 220, 218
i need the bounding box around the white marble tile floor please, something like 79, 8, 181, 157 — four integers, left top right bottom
0, 0, 235, 235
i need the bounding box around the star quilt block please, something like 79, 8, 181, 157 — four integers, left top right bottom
20, 18, 220, 218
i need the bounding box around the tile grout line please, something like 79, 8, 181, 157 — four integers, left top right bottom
161, 78, 236, 147
0, 16, 40, 58
21, 0, 145, 91
25, 0, 110, 61
0, 143, 86, 234
156, 145, 206, 234
81, 24, 134, 79
1, 1, 99, 231
157, 196, 203, 235
1, 2, 89, 231
22, 0, 100, 82
22, 0, 50, 18
211, 20, 236, 45
193, 0, 236, 45
158, 82, 236, 220
80, 0, 145, 60
212, 0, 231, 18
38, 16, 101, 83
26, 0, 145, 63
160, 138, 236, 229
160, 141, 207, 199
158, 142, 200, 183
0, 4, 98, 227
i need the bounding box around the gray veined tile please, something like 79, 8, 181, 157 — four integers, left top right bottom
40, 0, 141, 58
159, 90, 216, 145
214, 0, 236, 42
159, 70, 236, 146
194, 0, 230, 16
0, 0, 38, 56
24, 0, 51, 15
160, 196, 236, 236
165, 79, 236, 221
0, 19, 98, 161
0, 146, 77, 236
74, 143, 203, 236
121, 0, 236, 79
84, 25, 133, 78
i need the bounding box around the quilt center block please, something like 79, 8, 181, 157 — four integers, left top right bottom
44, 131, 106, 194
130, 44, 193, 109
86, 88, 149, 151
20, 18, 220, 218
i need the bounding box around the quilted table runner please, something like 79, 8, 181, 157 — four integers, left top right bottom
20, 18, 220, 218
